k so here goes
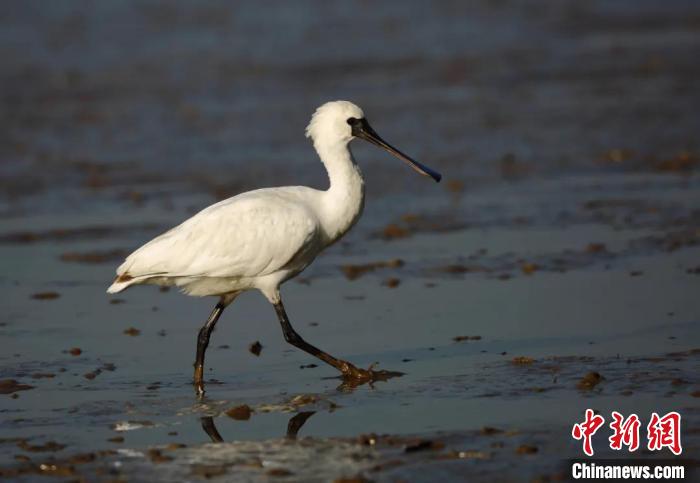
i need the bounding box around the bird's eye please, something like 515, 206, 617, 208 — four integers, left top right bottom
346, 117, 359, 126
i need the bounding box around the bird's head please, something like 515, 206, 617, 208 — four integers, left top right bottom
305, 100, 364, 146
306, 100, 441, 183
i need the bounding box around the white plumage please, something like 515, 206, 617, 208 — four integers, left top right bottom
107, 100, 440, 394
109, 187, 325, 299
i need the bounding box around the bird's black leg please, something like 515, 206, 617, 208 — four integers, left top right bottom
194, 301, 226, 396
273, 299, 377, 383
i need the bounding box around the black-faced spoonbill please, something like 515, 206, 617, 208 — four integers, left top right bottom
107, 100, 441, 395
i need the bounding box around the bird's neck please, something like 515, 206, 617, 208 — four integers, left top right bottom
315, 140, 365, 244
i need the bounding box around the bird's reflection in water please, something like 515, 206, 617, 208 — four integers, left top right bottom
200, 416, 225, 443
197, 369, 402, 443
200, 411, 317, 443
285, 411, 316, 440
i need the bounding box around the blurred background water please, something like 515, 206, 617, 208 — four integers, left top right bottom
2, 0, 699, 220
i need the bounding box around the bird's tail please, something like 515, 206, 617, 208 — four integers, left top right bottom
107, 282, 128, 294
107, 274, 136, 294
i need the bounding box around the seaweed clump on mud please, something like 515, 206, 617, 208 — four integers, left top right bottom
225, 405, 253, 421
248, 341, 263, 356
377, 213, 467, 240
30, 292, 60, 300
0, 379, 34, 394
576, 371, 604, 390
59, 249, 128, 264
341, 259, 404, 280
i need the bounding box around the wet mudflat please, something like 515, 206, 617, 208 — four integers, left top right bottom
1, 0, 700, 481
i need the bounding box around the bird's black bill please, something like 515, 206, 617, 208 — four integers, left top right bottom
351, 118, 442, 183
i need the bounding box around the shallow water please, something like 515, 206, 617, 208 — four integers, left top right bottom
1, 1, 699, 481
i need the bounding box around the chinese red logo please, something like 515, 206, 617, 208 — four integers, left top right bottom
572, 409, 606, 456
647, 411, 682, 455
572, 410, 682, 456
609, 411, 640, 452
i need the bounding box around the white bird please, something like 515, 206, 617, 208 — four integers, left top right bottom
107, 100, 441, 395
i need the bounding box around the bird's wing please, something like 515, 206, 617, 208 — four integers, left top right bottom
116, 189, 321, 280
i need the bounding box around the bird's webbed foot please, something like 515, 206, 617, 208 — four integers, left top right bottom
338, 361, 403, 390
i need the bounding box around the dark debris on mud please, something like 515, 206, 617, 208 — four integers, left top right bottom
1, 349, 698, 481
418, 349, 700, 400
0, 224, 163, 245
